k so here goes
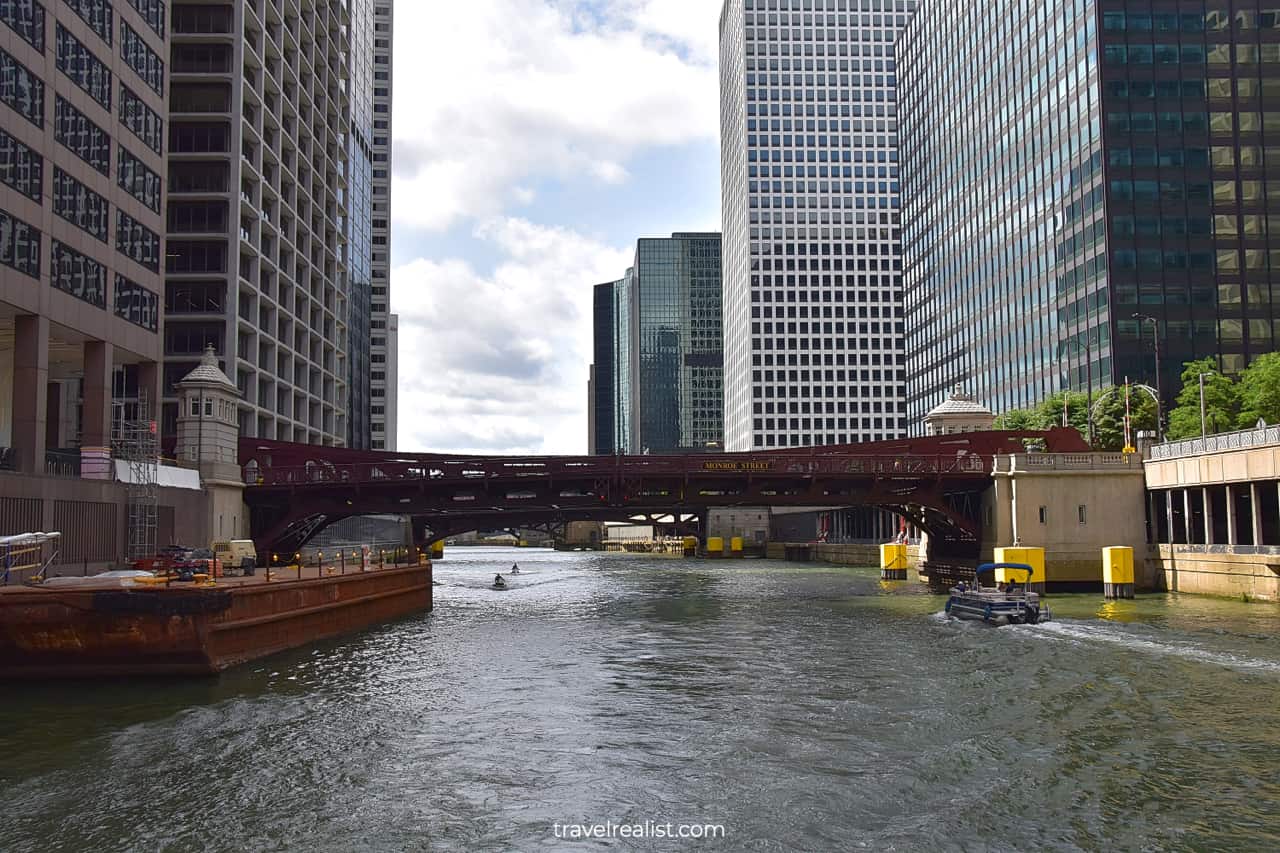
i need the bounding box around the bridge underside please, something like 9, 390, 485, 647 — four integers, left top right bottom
240, 429, 1088, 565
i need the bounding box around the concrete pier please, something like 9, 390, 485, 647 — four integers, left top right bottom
1103, 546, 1135, 599
880, 543, 909, 580
994, 546, 1046, 594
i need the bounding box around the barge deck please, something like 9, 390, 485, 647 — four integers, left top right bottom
0, 562, 432, 678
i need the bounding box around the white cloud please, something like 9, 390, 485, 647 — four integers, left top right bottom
386, 0, 722, 454
391, 219, 633, 455
391, 0, 721, 231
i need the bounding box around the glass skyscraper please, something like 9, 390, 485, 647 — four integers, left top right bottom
588, 233, 724, 454
719, 0, 919, 451
900, 0, 1280, 427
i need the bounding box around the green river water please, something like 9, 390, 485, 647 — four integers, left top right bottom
1, 546, 1278, 851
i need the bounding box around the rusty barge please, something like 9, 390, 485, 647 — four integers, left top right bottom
0, 563, 432, 678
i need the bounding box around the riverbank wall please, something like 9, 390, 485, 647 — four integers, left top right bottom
1148, 545, 1280, 601
766, 542, 923, 569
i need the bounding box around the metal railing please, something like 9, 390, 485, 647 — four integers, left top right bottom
1149, 424, 1280, 460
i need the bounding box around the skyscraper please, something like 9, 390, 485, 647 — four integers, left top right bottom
900, 1, 1280, 427
1, 0, 168, 472
719, 0, 918, 451
588, 233, 724, 454
589, 280, 617, 454
369, 1, 394, 450
164, 0, 387, 449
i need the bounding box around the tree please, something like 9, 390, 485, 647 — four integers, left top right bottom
1167, 357, 1240, 440
1236, 351, 1280, 428
1092, 384, 1158, 451
993, 407, 1040, 430
994, 391, 1091, 443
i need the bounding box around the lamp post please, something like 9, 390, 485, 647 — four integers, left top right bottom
1063, 334, 1095, 448
1198, 371, 1211, 437
1132, 313, 1163, 442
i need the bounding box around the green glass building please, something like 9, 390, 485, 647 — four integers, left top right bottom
588, 233, 723, 454
900, 0, 1280, 428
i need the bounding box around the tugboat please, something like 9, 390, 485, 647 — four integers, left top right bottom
944, 562, 1050, 625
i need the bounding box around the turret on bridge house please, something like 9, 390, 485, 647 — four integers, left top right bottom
175, 346, 246, 541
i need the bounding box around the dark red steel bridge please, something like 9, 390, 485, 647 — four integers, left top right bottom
240, 428, 1088, 563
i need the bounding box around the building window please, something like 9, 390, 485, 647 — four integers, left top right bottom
50, 239, 106, 306
1, 0, 45, 51
1078, 505, 1087, 525
115, 209, 160, 271
0, 126, 42, 201
50, 240, 106, 307
165, 240, 226, 273
63, 0, 112, 45
53, 168, 110, 241
126, 0, 165, 38
55, 23, 112, 110
1038, 506, 1048, 524
114, 274, 158, 331
118, 144, 162, 212
54, 96, 111, 175
0, 206, 41, 278
119, 84, 164, 154
0, 46, 44, 126
120, 21, 163, 95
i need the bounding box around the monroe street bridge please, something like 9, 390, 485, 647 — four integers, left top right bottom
239, 428, 1088, 563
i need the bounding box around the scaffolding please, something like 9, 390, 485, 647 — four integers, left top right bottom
112, 391, 158, 562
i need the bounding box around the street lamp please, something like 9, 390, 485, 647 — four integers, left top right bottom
1062, 334, 1095, 448
1132, 313, 1163, 442
1198, 371, 1213, 437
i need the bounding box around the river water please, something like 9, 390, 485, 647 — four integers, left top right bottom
2, 547, 1279, 851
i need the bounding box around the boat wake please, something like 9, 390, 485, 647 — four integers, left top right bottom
1029, 620, 1280, 676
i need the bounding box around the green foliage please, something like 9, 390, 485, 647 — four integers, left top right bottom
993, 351, 1280, 447
993, 408, 1040, 430
1092, 385, 1158, 451
994, 391, 1090, 442
1236, 351, 1280, 428
1167, 358, 1240, 440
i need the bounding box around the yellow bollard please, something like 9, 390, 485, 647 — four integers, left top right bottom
993, 546, 1046, 593
682, 536, 698, 557
730, 536, 744, 558
1102, 546, 1135, 599
880, 543, 909, 580
706, 536, 725, 558
430, 541, 444, 561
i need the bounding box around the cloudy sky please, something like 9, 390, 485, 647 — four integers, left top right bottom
389, 0, 723, 455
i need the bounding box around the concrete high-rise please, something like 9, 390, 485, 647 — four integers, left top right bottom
1, 0, 168, 472
900, 1, 1280, 427
719, 0, 918, 451
368, 1, 394, 450
588, 233, 723, 454
164, 0, 388, 449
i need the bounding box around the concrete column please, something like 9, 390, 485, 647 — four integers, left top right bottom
1251, 483, 1265, 546
1225, 484, 1238, 546
44, 382, 62, 450
11, 315, 49, 473
1203, 487, 1214, 545
1148, 490, 1160, 543
81, 340, 113, 447
1183, 489, 1193, 544
1165, 490, 1176, 546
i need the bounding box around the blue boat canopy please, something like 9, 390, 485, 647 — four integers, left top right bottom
975, 562, 1034, 579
